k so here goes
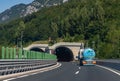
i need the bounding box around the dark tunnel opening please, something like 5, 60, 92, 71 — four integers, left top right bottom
30, 48, 44, 52
55, 46, 74, 62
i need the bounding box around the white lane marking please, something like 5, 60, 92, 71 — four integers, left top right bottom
18, 75, 29, 78
32, 73, 38, 75
4, 63, 61, 81
96, 65, 120, 76
79, 67, 81, 69
75, 71, 79, 74
3, 78, 16, 81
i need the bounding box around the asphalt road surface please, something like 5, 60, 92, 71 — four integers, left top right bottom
6, 62, 120, 81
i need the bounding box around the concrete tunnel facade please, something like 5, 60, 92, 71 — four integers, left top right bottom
24, 42, 84, 62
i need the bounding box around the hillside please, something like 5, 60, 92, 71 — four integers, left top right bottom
0, 0, 68, 23
0, 0, 120, 58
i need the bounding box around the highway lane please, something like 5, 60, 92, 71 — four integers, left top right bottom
6, 62, 120, 81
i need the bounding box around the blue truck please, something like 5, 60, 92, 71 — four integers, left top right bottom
79, 48, 96, 65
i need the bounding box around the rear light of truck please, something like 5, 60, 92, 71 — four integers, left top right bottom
93, 61, 96, 64
82, 61, 87, 64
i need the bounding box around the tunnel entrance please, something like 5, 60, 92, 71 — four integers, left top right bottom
55, 46, 74, 62
30, 47, 44, 52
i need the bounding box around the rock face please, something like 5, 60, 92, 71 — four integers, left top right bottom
0, 0, 69, 23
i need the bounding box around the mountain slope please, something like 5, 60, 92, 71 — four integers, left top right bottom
0, 0, 68, 23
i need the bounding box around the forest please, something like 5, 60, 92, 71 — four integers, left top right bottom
0, 0, 120, 59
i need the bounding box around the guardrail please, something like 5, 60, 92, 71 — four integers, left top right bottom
0, 47, 57, 76
97, 59, 120, 71
0, 60, 57, 76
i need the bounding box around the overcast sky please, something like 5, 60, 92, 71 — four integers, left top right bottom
0, 0, 34, 13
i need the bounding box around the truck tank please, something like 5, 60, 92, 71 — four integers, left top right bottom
82, 48, 96, 65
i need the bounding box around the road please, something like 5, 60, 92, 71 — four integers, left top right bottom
5, 62, 120, 81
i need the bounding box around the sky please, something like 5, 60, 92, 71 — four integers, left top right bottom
0, 0, 34, 13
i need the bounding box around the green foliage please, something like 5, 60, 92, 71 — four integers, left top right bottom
0, 0, 120, 59
0, 45, 2, 58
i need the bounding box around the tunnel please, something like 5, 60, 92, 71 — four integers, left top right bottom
55, 46, 74, 62
30, 47, 44, 52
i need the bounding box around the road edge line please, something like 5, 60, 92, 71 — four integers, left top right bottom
96, 65, 120, 76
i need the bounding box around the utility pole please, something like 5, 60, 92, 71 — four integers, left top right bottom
92, 41, 95, 49
19, 21, 25, 57
21, 31, 23, 55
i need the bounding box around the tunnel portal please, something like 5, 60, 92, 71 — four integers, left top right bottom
30, 47, 44, 52
55, 46, 74, 62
